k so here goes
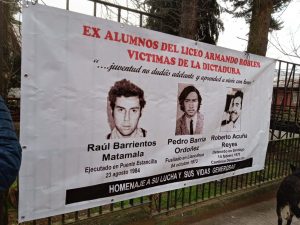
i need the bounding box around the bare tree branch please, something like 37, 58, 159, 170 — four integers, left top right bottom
270, 31, 300, 59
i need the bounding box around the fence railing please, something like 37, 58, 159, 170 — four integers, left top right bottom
8, 1, 300, 224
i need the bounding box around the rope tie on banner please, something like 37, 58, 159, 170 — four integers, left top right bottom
194, 26, 207, 45
244, 51, 250, 60
194, 34, 198, 46
39, 0, 47, 5
22, 0, 39, 7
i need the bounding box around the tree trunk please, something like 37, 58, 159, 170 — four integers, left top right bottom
179, 0, 198, 40
247, 0, 273, 56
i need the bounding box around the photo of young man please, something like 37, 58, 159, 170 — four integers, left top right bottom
220, 90, 243, 132
107, 79, 147, 139
175, 85, 204, 135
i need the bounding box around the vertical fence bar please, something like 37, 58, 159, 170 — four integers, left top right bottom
201, 183, 205, 200
61, 214, 65, 224
295, 138, 300, 167
280, 140, 286, 177
187, 186, 191, 204
93, 2, 97, 16
214, 181, 217, 197
249, 171, 253, 186
294, 74, 300, 122
117, 8, 121, 22
66, 0, 69, 10
174, 189, 178, 208
166, 191, 170, 211
254, 171, 258, 185
158, 193, 162, 213
287, 66, 295, 122
129, 199, 134, 206
276, 62, 283, 139
245, 173, 248, 187
224, 177, 228, 193
219, 179, 223, 195
266, 144, 272, 181
296, 137, 300, 167
280, 62, 290, 124
236, 175, 239, 189
230, 176, 234, 192
208, 182, 211, 198
272, 141, 277, 180
139, 14, 143, 27
276, 140, 283, 177
284, 139, 291, 174
195, 184, 199, 201
140, 196, 144, 204
149, 195, 153, 214
261, 160, 266, 183
240, 174, 244, 189
75, 211, 79, 221
181, 188, 185, 206
277, 140, 282, 179
292, 138, 296, 166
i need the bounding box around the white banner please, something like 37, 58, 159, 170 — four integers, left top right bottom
19, 4, 275, 222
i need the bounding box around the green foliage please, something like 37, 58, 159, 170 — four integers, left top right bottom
145, 0, 181, 35
144, 0, 224, 44
224, 0, 291, 31
196, 0, 224, 44
0, 1, 21, 98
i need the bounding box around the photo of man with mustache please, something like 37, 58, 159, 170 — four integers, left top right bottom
220, 90, 243, 132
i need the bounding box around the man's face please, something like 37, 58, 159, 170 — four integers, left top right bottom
229, 96, 242, 123
113, 96, 141, 137
183, 91, 199, 118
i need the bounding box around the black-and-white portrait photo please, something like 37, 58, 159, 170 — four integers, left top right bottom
220, 89, 244, 132
107, 79, 147, 139
175, 84, 204, 135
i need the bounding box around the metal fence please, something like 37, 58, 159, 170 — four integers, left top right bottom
7, 1, 300, 224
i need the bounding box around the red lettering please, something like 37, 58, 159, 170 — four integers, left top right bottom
104, 30, 113, 40
161, 42, 179, 53
127, 50, 176, 65
127, 49, 135, 59
239, 59, 261, 68
83, 25, 91, 36
82, 25, 101, 39
92, 27, 101, 38
181, 46, 203, 57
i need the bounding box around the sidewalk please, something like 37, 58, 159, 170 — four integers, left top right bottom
188, 198, 300, 225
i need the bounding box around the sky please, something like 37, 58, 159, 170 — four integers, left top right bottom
35, 0, 300, 64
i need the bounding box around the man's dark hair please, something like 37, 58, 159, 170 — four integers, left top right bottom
178, 85, 202, 112
232, 90, 243, 108
108, 79, 146, 110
